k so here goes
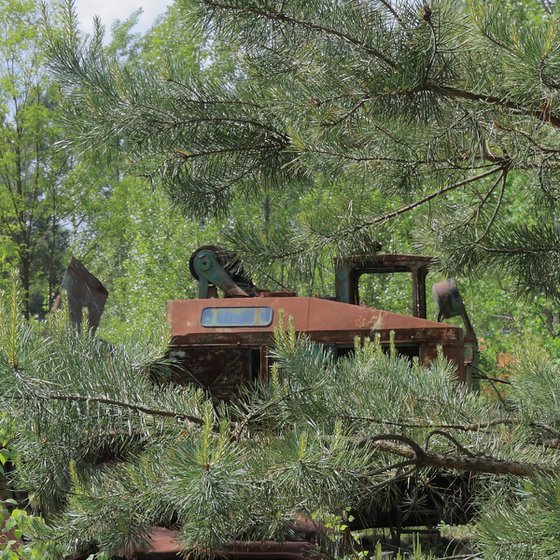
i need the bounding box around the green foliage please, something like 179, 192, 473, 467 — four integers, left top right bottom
0, 502, 62, 559
0, 0, 75, 317
34, 0, 241, 343
4, 268, 560, 558
3, 0, 560, 557
476, 475, 560, 560
41, 0, 560, 316
70, 173, 224, 342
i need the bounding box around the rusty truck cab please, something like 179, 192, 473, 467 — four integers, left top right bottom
167, 248, 473, 397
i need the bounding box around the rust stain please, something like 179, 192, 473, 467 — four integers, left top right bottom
134, 527, 324, 560
168, 296, 467, 387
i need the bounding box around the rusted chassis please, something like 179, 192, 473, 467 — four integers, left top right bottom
161, 296, 471, 557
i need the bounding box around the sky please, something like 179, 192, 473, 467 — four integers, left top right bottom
74, 0, 174, 36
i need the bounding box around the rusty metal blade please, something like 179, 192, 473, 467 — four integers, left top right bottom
57, 257, 108, 333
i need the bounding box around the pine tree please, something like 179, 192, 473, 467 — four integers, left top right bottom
22, 1, 560, 558
2, 276, 560, 559
44, 0, 560, 302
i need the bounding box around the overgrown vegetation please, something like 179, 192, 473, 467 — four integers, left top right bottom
3, 0, 560, 558
2, 277, 560, 559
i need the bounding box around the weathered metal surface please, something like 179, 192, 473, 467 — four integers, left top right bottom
335, 253, 433, 318
169, 298, 459, 339
432, 278, 476, 340
167, 347, 256, 399
433, 278, 464, 321
189, 246, 259, 298
52, 257, 108, 333
168, 297, 466, 383
191, 247, 249, 298
178, 247, 469, 382
132, 527, 324, 560
432, 278, 478, 387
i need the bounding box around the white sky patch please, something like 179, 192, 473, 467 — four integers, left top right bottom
74, 0, 174, 37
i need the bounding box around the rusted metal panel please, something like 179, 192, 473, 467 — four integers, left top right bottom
335, 253, 433, 317
337, 253, 433, 270
167, 347, 253, 399
169, 297, 460, 342
52, 257, 108, 332
133, 527, 324, 560
168, 297, 466, 388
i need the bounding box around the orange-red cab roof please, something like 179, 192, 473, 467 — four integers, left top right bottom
168, 297, 463, 347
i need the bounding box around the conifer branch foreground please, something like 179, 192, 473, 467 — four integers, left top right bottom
6, 392, 205, 425
4, 299, 560, 558
43, 0, 560, 301
338, 165, 508, 237
366, 436, 542, 477
199, 0, 397, 69
5, 384, 551, 478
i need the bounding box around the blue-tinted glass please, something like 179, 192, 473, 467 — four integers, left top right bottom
201, 307, 273, 327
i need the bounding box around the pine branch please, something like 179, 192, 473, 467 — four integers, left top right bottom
160, 116, 289, 141
495, 123, 560, 154
344, 415, 514, 432
473, 167, 508, 244
376, 0, 408, 29
301, 147, 428, 165
233, 383, 322, 440
175, 145, 280, 160
199, 0, 397, 69
366, 436, 545, 477
341, 164, 506, 236
7, 393, 204, 425
431, 83, 560, 128
456, 171, 504, 230
425, 429, 476, 458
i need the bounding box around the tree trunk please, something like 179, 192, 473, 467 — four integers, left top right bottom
19, 250, 31, 320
